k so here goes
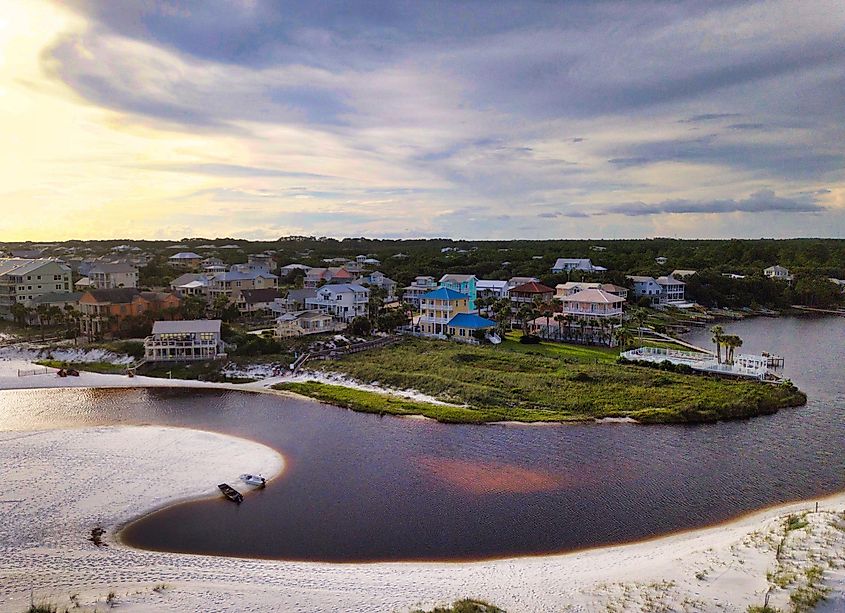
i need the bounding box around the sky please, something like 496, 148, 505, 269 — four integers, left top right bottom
0, 0, 843, 241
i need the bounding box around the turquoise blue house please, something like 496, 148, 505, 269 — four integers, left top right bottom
438, 274, 478, 310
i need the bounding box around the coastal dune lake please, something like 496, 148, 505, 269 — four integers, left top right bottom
1, 316, 843, 562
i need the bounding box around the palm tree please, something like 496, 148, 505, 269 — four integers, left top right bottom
632, 308, 648, 344
554, 313, 565, 341
723, 334, 743, 365
542, 309, 553, 339
564, 313, 574, 340
517, 304, 536, 336
710, 325, 724, 364
614, 324, 634, 350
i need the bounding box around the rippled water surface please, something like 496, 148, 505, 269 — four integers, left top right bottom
1, 316, 843, 562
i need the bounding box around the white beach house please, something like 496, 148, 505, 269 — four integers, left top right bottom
144, 319, 225, 362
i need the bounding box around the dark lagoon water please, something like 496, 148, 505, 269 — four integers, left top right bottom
1, 316, 843, 562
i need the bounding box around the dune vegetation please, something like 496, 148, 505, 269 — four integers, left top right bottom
274, 338, 806, 424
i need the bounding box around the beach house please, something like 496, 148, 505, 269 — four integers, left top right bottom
476, 279, 509, 300
551, 258, 606, 274
275, 310, 341, 338
402, 276, 438, 309
208, 271, 279, 304
438, 274, 478, 310
418, 287, 471, 337
88, 262, 139, 289
236, 288, 282, 316
445, 312, 497, 343
144, 319, 224, 362
509, 281, 555, 309
764, 265, 793, 282
79, 288, 181, 338
305, 283, 370, 322
168, 252, 204, 270
628, 275, 685, 306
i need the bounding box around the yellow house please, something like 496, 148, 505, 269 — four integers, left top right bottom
418, 287, 470, 336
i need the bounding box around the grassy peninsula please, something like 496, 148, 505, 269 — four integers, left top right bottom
274, 338, 806, 424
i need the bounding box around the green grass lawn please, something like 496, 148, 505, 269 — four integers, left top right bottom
501, 331, 619, 362
286, 337, 805, 424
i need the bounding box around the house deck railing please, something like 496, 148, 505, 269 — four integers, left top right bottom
621, 346, 770, 380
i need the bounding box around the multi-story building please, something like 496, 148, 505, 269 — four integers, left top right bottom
509, 281, 555, 309
303, 266, 355, 288
506, 276, 540, 290
168, 252, 204, 270
231, 253, 276, 275
561, 289, 625, 321
79, 289, 181, 338
627, 275, 685, 305
402, 276, 438, 309
170, 273, 212, 298
438, 274, 478, 310
417, 287, 471, 336
476, 279, 509, 300
144, 319, 224, 362
0, 258, 73, 319
359, 271, 397, 300
655, 276, 685, 303
305, 283, 370, 322
555, 281, 602, 298
236, 288, 282, 316
208, 271, 279, 303
88, 263, 139, 289
555, 282, 629, 301
275, 310, 343, 338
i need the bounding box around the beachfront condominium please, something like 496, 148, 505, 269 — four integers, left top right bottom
0, 258, 73, 319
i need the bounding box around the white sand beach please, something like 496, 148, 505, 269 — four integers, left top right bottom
0, 361, 843, 612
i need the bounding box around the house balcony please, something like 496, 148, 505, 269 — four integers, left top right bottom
562, 308, 623, 318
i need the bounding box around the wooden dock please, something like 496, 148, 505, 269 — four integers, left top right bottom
792, 305, 845, 316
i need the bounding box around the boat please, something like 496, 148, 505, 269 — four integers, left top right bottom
239, 474, 266, 487
217, 483, 244, 503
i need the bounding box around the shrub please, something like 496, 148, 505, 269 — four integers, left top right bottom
348, 316, 372, 336
518, 334, 541, 344
411, 599, 505, 613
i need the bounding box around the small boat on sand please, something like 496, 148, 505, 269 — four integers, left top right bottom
239, 474, 266, 487
217, 483, 244, 503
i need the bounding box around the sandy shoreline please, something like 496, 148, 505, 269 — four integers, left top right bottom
1, 359, 843, 612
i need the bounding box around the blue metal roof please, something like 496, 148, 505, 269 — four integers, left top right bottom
419, 287, 469, 301
447, 312, 497, 329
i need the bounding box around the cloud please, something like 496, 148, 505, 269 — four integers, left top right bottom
600, 190, 824, 217
678, 113, 741, 123
606, 135, 844, 179
142, 163, 333, 179
0, 0, 837, 241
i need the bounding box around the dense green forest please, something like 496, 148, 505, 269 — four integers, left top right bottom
5, 237, 845, 309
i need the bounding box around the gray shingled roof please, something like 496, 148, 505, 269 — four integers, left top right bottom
152, 319, 221, 334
